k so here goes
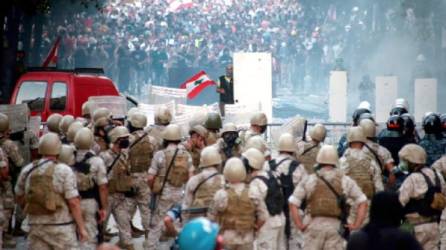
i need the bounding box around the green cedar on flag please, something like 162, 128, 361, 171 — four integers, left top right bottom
180, 71, 216, 99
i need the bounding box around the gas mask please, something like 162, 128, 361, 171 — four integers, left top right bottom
119, 138, 130, 149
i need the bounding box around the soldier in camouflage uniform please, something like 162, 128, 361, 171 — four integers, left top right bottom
15, 132, 88, 249
398, 144, 446, 249
99, 126, 134, 250
46, 113, 63, 135
0, 147, 8, 248
82, 101, 94, 127
147, 124, 193, 250
289, 145, 368, 250
241, 112, 268, 146
127, 112, 157, 243
215, 123, 242, 165
92, 108, 114, 154
183, 146, 225, 221
209, 157, 268, 250
419, 112, 444, 167
340, 127, 384, 226
433, 155, 446, 250
59, 115, 75, 144
146, 105, 172, 149
183, 125, 208, 172
297, 123, 326, 174
204, 113, 222, 145
245, 135, 271, 161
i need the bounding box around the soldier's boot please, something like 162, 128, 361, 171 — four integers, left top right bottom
143, 231, 150, 249
2, 233, 16, 249
117, 241, 135, 250
131, 223, 144, 237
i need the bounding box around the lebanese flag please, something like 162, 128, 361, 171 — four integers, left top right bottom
42, 37, 61, 67
180, 71, 216, 99
167, 0, 194, 13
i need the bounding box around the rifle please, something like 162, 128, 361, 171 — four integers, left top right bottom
97, 212, 105, 243
182, 207, 208, 215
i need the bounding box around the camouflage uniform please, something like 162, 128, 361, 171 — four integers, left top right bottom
147, 144, 193, 250
433, 156, 446, 250
364, 140, 394, 169
145, 125, 166, 149
249, 171, 286, 250
15, 159, 80, 250
100, 149, 134, 248
399, 167, 446, 250
92, 137, 108, 155
74, 150, 108, 249
419, 134, 444, 167
208, 182, 269, 250
215, 138, 242, 165
289, 168, 367, 250
183, 142, 202, 172
0, 148, 8, 248
296, 141, 321, 174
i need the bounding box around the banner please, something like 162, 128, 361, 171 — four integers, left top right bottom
137, 101, 176, 125
224, 103, 260, 126
148, 84, 186, 106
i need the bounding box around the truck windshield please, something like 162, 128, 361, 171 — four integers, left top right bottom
15, 81, 47, 112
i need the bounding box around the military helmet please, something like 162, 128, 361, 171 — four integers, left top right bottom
352, 108, 371, 126
67, 121, 84, 143
441, 114, 446, 132
189, 112, 207, 128
93, 107, 112, 127
357, 101, 371, 111
39, 132, 62, 156
155, 106, 172, 125
189, 125, 208, 138
220, 123, 237, 135
162, 124, 182, 141
47, 113, 63, 133
358, 112, 375, 123
422, 112, 441, 135
359, 119, 376, 138
309, 123, 326, 142
392, 98, 409, 113
59, 115, 75, 135
401, 113, 416, 136
347, 126, 367, 144
223, 157, 247, 182
81, 101, 94, 117
316, 145, 338, 166
199, 146, 222, 168
399, 144, 426, 165
74, 127, 94, 150
204, 112, 222, 130
278, 133, 296, 152
58, 145, 75, 166
0, 113, 9, 134
242, 148, 265, 170
127, 107, 140, 118
108, 126, 130, 144
245, 135, 267, 154
250, 112, 268, 126
128, 112, 147, 129
386, 115, 403, 132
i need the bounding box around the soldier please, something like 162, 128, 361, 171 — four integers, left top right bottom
92, 108, 114, 154
59, 115, 75, 144
99, 126, 134, 250
67, 121, 85, 144
146, 105, 172, 149
241, 112, 268, 145
147, 124, 193, 250
401, 113, 420, 143
183, 146, 225, 220
289, 145, 368, 250
204, 112, 222, 145
73, 128, 108, 249
419, 112, 444, 166
184, 125, 208, 171
378, 115, 412, 165
297, 123, 326, 174
46, 113, 63, 135
340, 127, 384, 225
0, 147, 8, 248
82, 101, 94, 126
209, 157, 268, 250
398, 144, 446, 249
389, 98, 409, 116
15, 132, 88, 249
432, 155, 446, 250
245, 148, 286, 250
215, 123, 242, 165
245, 135, 270, 161
127, 112, 156, 243
267, 133, 308, 249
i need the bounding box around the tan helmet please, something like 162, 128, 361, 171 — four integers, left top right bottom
242, 148, 265, 170
310, 124, 326, 142
47, 113, 63, 133
59, 115, 75, 135
74, 127, 94, 150
316, 145, 338, 166
162, 124, 182, 141
155, 106, 172, 125
359, 119, 376, 138
250, 112, 268, 126
278, 133, 296, 152
127, 107, 140, 118
245, 135, 267, 154
199, 146, 222, 168
189, 125, 208, 138
93, 107, 112, 127
67, 121, 84, 143
223, 157, 247, 182
58, 145, 75, 166
38, 132, 62, 156
189, 112, 207, 128
128, 112, 147, 129
220, 123, 237, 135
81, 101, 94, 117
108, 126, 130, 144
347, 126, 367, 144
0, 113, 9, 134
399, 144, 426, 165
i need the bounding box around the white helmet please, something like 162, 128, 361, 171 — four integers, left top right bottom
223, 157, 247, 183
242, 148, 265, 170
278, 133, 296, 152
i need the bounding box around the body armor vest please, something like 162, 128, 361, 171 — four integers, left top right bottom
153, 149, 189, 191
74, 152, 98, 199
129, 133, 154, 173
297, 142, 320, 174
308, 172, 343, 218
344, 154, 375, 199
108, 153, 133, 194
25, 161, 65, 215
190, 146, 201, 169
192, 174, 223, 208
206, 132, 218, 145
217, 185, 256, 233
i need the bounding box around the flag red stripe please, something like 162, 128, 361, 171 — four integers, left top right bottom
187, 80, 216, 99
42, 37, 61, 67
180, 70, 206, 88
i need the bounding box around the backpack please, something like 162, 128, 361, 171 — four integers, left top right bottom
251, 171, 285, 216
